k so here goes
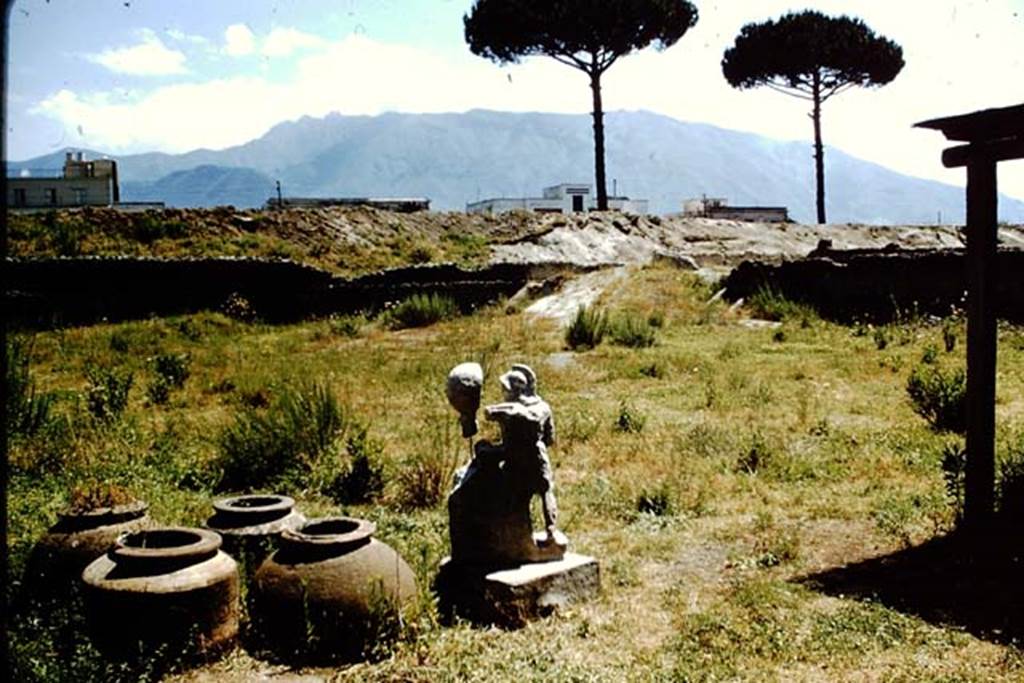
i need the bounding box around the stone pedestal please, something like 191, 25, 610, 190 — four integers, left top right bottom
435, 552, 600, 627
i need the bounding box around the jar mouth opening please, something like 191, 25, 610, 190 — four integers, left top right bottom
213, 494, 294, 515
114, 527, 221, 561
283, 517, 375, 547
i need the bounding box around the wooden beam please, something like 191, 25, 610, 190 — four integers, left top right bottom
916, 103, 1024, 142
942, 137, 1024, 168
963, 158, 998, 529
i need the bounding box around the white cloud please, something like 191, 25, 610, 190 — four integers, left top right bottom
86, 29, 187, 76
224, 24, 256, 56
32, 4, 1024, 199
262, 27, 326, 58
166, 28, 209, 46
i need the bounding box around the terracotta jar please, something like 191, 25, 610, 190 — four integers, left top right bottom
205, 494, 304, 563
82, 527, 240, 660
23, 500, 151, 605
252, 517, 417, 661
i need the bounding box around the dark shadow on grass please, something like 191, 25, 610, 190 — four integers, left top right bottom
797, 527, 1023, 646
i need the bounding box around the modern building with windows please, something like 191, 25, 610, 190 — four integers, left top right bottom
466, 183, 648, 214
7, 151, 120, 209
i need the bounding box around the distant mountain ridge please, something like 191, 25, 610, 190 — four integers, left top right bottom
9, 110, 1024, 223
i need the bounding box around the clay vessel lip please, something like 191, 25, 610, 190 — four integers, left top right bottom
58, 499, 148, 522
282, 516, 376, 547
212, 494, 295, 516
55, 500, 149, 532
113, 527, 221, 564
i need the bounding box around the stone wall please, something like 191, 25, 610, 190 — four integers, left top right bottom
4, 257, 538, 328
722, 247, 1024, 322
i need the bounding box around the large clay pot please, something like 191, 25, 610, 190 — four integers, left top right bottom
205, 494, 304, 563
252, 517, 417, 661
23, 500, 151, 605
82, 527, 240, 660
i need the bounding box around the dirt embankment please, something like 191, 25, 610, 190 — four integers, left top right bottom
10, 205, 1023, 275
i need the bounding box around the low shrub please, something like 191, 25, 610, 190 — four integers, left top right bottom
394, 417, 461, 509
153, 353, 190, 389
736, 432, 775, 474
146, 377, 172, 405
906, 364, 966, 433
395, 449, 457, 509
325, 425, 386, 504
85, 365, 134, 422
50, 217, 87, 256
636, 484, 675, 516
215, 381, 348, 492
385, 293, 458, 329
328, 313, 368, 338
566, 305, 608, 350
637, 361, 667, 379
614, 401, 646, 434
940, 441, 966, 523
222, 292, 256, 322
68, 482, 137, 513
133, 215, 187, 244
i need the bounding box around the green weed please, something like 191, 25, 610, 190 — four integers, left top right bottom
565, 305, 608, 350
5, 337, 54, 438
215, 381, 348, 492
385, 293, 458, 329
906, 363, 967, 433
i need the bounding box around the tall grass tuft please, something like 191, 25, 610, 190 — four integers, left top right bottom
215, 381, 348, 492
5, 337, 54, 437
747, 286, 817, 324
906, 364, 966, 433
609, 312, 658, 348
566, 305, 608, 350
385, 293, 458, 329
325, 424, 386, 504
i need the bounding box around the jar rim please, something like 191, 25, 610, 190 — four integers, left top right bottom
282, 516, 375, 547
57, 499, 148, 525
113, 527, 221, 563
212, 493, 294, 516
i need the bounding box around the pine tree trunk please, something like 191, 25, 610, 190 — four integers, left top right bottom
589, 70, 608, 211
811, 71, 826, 224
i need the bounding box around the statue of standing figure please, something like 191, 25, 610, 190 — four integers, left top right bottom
445, 362, 567, 566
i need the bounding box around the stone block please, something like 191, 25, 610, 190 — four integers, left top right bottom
435, 553, 600, 627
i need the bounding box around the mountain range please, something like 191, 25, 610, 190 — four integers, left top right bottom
9, 109, 1024, 224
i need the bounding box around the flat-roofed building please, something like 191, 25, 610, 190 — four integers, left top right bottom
467, 183, 648, 214
682, 196, 789, 222
7, 152, 120, 209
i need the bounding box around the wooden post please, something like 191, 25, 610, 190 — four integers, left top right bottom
963, 156, 998, 528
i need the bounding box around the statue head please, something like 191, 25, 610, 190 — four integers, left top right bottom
500, 364, 540, 404
499, 369, 528, 402
446, 362, 483, 438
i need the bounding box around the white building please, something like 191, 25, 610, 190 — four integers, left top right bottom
466, 183, 648, 214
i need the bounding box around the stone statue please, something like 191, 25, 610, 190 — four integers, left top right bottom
446, 363, 567, 566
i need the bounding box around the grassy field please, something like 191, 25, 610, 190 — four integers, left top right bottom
6, 262, 1024, 681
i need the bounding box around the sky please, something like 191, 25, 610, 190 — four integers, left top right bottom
5, 0, 1024, 200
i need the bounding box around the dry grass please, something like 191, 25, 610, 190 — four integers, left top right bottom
7, 262, 1023, 681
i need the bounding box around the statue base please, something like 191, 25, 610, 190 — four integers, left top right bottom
435, 552, 600, 628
